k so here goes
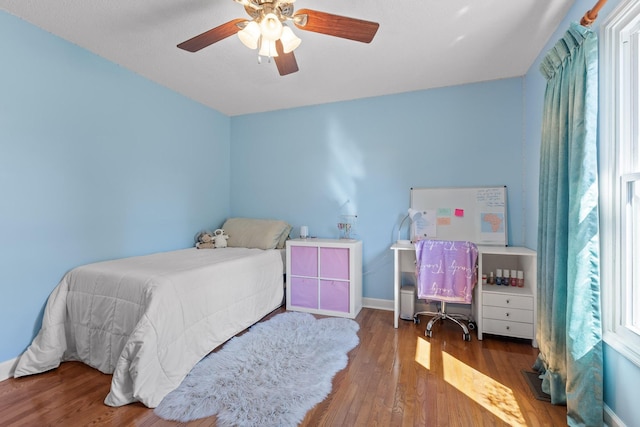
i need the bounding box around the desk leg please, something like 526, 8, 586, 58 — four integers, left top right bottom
393, 249, 400, 328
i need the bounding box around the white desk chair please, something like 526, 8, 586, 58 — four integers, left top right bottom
413, 239, 478, 341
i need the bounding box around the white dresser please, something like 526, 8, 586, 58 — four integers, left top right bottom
473, 246, 538, 347
286, 238, 363, 319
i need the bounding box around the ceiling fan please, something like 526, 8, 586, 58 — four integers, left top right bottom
177, 0, 379, 76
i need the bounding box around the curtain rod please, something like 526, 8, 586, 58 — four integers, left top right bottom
580, 0, 608, 26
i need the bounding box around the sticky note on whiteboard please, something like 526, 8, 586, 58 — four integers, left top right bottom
454, 208, 464, 217
437, 217, 451, 226
437, 208, 451, 217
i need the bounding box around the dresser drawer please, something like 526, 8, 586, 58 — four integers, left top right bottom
483, 305, 533, 323
483, 318, 534, 339
483, 293, 533, 310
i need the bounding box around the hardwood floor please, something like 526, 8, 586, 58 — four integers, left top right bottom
0, 307, 567, 426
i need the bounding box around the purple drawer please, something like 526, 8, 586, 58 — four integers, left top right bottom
319, 280, 349, 313
320, 247, 349, 280
290, 277, 318, 309
290, 246, 318, 277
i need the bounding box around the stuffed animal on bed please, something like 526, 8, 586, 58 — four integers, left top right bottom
195, 230, 215, 249
212, 228, 229, 248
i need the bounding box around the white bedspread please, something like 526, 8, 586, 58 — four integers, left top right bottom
14, 247, 284, 408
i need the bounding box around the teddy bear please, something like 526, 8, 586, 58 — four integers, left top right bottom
195, 230, 215, 249
212, 228, 229, 248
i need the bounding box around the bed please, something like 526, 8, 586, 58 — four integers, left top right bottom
14, 218, 291, 408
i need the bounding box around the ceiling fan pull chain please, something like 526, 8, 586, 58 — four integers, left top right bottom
256, 35, 275, 63
266, 38, 273, 62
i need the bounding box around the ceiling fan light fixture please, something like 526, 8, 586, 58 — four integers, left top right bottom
292, 13, 308, 27
258, 38, 278, 57
259, 12, 283, 41
238, 20, 260, 49
178, 2, 380, 77
280, 26, 301, 53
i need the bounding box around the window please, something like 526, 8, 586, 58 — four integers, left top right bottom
601, 0, 640, 367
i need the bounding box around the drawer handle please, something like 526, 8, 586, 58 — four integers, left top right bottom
505, 312, 510, 317
506, 326, 510, 330
506, 299, 510, 304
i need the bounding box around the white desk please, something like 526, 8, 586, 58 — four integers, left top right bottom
390, 242, 416, 328
390, 242, 537, 346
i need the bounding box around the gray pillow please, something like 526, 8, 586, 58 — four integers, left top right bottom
222, 218, 292, 250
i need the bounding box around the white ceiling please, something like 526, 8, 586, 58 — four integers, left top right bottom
1, 0, 575, 116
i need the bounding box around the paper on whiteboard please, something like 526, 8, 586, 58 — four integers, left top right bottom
476, 188, 506, 244
411, 209, 436, 241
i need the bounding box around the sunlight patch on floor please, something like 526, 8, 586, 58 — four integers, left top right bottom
441, 352, 526, 426
414, 336, 431, 370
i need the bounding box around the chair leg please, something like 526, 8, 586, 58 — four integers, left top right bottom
413, 308, 438, 325
425, 302, 472, 341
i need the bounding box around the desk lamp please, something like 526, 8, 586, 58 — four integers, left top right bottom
396, 208, 423, 244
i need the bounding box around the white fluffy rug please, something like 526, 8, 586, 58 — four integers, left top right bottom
154, 312, 360, 426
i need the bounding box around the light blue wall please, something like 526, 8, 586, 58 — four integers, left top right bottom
4, 3, 637, 424
230, 79, 524, 301
523, 0, 639, 425
0, 11, 231, 361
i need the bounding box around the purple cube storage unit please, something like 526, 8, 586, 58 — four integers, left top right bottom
286, 238, 363, 319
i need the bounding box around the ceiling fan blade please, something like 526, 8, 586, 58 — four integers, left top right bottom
293, 9, 379, 43
178, 18, 246, 52
274, 40, 299, 76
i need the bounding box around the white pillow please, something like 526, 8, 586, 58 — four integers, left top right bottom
222, 218, 292, 250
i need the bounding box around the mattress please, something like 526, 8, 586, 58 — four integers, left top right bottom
278, 247, 286, 272
14, 247, 284, 408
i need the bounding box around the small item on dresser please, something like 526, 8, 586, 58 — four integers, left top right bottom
503, 269, 510, 286
488, 271, 495, 285
482, 274, 487, 285
510, 269, 518, 286
300, 225, 309, 239
496, 269, 503, 286
517, 270, 525, 287
337, 222, 352, 239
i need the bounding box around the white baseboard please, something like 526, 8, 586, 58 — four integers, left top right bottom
362, 297, 393, 311
604, 403, 626, 427
0, 357, 18, 382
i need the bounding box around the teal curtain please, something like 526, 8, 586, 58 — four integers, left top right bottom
535, 22, 603, 426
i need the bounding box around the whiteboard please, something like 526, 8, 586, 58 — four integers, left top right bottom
409, 186, 508, 246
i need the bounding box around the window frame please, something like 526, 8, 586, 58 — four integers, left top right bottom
601, 0, 640, 368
